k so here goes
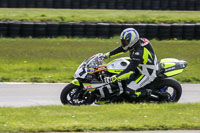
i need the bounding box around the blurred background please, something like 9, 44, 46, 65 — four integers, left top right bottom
0, 0, 199, 83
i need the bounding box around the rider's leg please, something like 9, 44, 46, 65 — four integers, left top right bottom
125, 73, 153, 98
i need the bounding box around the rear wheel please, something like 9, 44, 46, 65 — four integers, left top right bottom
60, 83, 95, 105
152, 78, 182, 102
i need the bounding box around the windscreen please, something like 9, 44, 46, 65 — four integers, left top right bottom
87, 54, 104, 68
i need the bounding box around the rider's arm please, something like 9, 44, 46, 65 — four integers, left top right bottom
105, 46, 126, 58
116, 49, 142, 81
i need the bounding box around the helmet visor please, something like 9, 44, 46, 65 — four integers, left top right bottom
121, 38, 130, 49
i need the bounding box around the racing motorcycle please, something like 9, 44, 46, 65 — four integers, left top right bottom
60, 53, 187, 105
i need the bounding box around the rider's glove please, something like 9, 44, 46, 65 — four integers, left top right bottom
103, 52, 110, 60
104, 75, 118, 84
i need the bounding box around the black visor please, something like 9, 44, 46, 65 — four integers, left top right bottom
121, 38, 130, 48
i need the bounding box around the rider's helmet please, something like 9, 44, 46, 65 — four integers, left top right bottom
120, 28, 139, 51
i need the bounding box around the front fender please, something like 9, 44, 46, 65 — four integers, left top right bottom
71, 79, 81, 86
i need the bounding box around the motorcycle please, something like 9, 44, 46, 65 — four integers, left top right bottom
60, 53, 187, 105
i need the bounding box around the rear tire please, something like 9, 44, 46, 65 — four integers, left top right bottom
153, 78, 182, 102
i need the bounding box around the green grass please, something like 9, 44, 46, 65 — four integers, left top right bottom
0, 103, 199, 132
0, 37, 199, 83
0, 8, 200, 23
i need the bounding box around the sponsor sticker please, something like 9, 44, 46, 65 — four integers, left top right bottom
165, 67, 176, 72
86, 85, 92, 89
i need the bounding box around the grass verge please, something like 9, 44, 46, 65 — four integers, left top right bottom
0, 37, 199, 83
0, 103, 200, 132
0, 9, 200, 23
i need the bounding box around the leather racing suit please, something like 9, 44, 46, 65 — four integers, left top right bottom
107, 38, 158, 92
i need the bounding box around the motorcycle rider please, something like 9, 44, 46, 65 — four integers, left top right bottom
103, 28, 158, 98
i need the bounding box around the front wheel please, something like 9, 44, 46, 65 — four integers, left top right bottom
60, 83, 95, 105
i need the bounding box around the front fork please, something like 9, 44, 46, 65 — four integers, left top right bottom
71, 79, 97, 103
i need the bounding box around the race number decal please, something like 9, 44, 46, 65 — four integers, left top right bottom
79, 68, 86, 76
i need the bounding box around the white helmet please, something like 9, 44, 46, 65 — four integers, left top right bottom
120, 28, 140, 50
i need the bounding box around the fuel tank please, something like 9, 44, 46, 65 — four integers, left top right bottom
106, 57, 130, 74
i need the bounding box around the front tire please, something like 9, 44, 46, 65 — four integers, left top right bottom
60, 83, 94, 105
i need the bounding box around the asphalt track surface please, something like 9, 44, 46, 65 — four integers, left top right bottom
0, 83, 200, 107
0, 83, 200, 133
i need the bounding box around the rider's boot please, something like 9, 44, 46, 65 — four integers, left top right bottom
125, 87, 138, 99
125, 87, 151, 100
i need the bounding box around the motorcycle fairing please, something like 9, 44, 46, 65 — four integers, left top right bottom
94, 66, 107, 73
83, 83, 106, 89
159, 58, 187, 77
83, 83, 112, 98
74, 64, 88, 79
74, 53, 106, 79
82, 82, 124, 98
